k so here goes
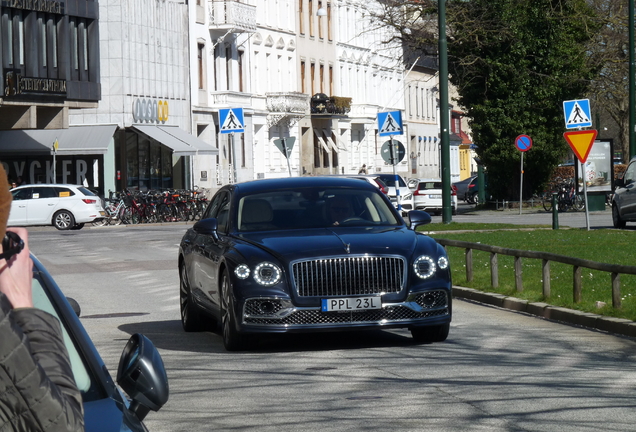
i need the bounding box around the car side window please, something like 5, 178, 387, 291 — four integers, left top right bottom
203, 191, 224, 220
54, 187, 75, 197
12, 188, 32, 200
624, 162, 636, 185
202, 191, 230, 233
32, 187, 57, 199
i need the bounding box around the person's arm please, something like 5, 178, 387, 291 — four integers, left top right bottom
0, 228, 84, 432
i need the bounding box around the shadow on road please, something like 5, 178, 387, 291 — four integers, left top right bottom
118, 320, 429, 353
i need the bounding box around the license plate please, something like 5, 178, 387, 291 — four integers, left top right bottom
321, 296, 381, 312
429, 194, 442, 199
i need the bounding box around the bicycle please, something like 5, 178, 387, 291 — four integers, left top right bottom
92, 191, 127, 226
542, 181, 585, 212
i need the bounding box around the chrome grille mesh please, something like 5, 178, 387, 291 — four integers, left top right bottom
292, 256, 405, 297
244, 291, 449, 326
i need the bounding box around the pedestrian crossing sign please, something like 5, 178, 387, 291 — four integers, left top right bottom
563, 99, 592, 129
377, 111, 403, 136
219, 108, 245, 134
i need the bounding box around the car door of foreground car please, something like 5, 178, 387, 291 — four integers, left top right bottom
194, 191, 231, 311
28, 186, 61, 225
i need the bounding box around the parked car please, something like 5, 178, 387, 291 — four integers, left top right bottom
355, 173, 413, 214
178, 176, 452, 351
9, 184, 105, 230
330, 175, 390, 195
612, 156, 636, 228
452, 176, 478, 202
30, 252, 169, 431
408, 178, 458, 215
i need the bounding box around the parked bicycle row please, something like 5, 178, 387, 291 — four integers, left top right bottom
92, 188, 209, 226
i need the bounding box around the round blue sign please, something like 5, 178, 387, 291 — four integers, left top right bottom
515, 135, 532, 152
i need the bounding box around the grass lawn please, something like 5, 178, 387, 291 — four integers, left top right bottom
420, 223, 636, 321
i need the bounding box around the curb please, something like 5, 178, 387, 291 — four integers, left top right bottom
453, 286, 636, 338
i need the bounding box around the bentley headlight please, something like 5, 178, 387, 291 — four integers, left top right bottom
254, 262, 282, 286
437, 256, 449, 270
413, 255, 436, 279
235, 264, 250, 279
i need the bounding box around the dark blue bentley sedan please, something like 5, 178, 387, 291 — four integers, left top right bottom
178, 177, 452, 351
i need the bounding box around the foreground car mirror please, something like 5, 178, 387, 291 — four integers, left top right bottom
615, 178, 625, 188
408, 210, 432, 229
117, 334, 169, 421
193, 218, 219, 239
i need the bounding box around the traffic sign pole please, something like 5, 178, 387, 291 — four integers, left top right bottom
581, 160, 590, 231
282, 138, 292, 177
390, 138, 401, 211
519, 152, 524, 215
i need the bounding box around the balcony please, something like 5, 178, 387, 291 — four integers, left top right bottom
211, 91, 253, 107
266, 92, 310, 128
209, 1, 257, 34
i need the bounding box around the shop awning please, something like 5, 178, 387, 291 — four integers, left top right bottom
158, 126, 218, 155
132, 125, 218, 156
0, 124, 118, 155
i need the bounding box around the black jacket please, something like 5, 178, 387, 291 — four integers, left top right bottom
0, 293, 84, 432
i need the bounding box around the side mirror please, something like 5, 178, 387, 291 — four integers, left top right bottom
117, 334, 169, 421
615, 178, 625, 188
66, 297, 81, 317
193, 218, 218, 236
407, 210, 432, 229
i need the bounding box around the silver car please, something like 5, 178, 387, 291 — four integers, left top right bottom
612, 157, 636, 228
9, 184, 105, 230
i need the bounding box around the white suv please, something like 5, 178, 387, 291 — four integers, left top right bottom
369, 174, 414, 215
408, 178, 458, 215
9, 184, 105, 230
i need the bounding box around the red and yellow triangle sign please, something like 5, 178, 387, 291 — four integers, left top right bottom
563, 129, 597, 163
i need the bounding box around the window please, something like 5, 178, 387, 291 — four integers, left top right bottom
301, 61, 306, 93
311, 62, 315, 95
198, 43, 205, 90
329, 66, 333, 95
238, 49, 244, 92
319, 64, 324, 93
308, 0, 314, 37
226, 45, 232, 90
318, 1, 324, 39
299, 0, 304, 35
327, 3, 332, 41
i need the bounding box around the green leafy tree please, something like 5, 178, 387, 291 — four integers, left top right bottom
446, 0, 601, 199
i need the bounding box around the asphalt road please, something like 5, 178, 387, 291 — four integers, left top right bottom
24, 222, 636, 432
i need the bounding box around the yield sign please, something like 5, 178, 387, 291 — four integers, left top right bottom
563, 129, 598, 164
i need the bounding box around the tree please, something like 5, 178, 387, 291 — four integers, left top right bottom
446, 0, 601, 199
365, 0, 602, 199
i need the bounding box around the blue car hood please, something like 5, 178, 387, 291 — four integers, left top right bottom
237, 226, 433, 262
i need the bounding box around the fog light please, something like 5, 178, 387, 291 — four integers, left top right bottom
422, 293, 436, 306
260, 301, 275, 314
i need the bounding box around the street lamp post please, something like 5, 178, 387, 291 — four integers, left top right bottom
439, 0, 452, 223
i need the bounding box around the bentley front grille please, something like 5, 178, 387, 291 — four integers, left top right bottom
292, 256, 405, 297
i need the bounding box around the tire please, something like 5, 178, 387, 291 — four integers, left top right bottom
542, 196, 554, 212
53, 210, 75, 230
613, 204, 626, 229
466, 192, 477, 205
411, 323, 450, 343
573, 195, 585, 212
179, 262, 207, 332
220, 271, 249, 351
70, 223, 85, 230
92, 218, 108, 227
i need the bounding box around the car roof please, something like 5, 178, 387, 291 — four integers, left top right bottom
13, 184, 83, 188
231, 176, 379, 195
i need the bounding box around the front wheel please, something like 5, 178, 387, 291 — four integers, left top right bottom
542, 195, 554, 212
411, 323, 450, 343
53, 210, 75, 230
220, 271, 249, 351
573, 195, 585, 212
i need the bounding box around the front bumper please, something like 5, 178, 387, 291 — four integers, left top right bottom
240, 289, 450, 332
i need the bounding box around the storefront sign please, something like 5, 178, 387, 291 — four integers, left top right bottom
133, 98, 169, 123
1, 0, 64, 14
1, 157, 101, 187
4, 70, 67, 97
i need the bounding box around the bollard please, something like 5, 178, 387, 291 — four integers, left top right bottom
552, 193, 559, 230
